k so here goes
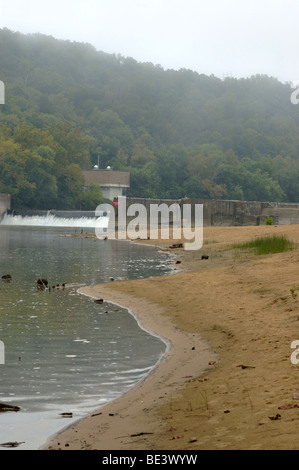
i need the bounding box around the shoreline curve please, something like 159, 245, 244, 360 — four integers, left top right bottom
43, 281, 215, 450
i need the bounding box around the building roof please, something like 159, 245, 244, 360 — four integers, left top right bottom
82, 169, 130, 188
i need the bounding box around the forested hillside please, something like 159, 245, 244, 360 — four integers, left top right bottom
0, 28, 299, 209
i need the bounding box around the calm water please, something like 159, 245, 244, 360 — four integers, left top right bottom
0, 226, 172, 450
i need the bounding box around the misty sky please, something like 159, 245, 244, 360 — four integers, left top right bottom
1, 0, 299, 83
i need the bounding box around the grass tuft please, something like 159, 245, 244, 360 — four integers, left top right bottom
232, 235, 294, 255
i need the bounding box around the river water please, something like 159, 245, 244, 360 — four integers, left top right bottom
0, 226, 173, 450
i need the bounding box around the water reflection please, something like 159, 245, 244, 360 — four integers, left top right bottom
0, 227, 172, 449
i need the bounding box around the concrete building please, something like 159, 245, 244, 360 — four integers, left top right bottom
82, 168, 130, 201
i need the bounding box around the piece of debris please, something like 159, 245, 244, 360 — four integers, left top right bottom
0, 441, 25, 448
269, 414, 281, 421
189, 437, 198, 443
0, 402, 20, 413
237, 365, 256, 370
130, 432, 154, 437
94, 299, 104, 304
201, 255, 209, 260
60, 413, 73, 418
169, 243, 183, 249
278, 403, 299, 410
1, 274, 12, 281
37, 279, 48, 290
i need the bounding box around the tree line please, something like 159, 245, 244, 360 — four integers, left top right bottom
0, 28, 299, 209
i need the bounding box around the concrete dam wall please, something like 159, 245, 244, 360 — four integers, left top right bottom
0, 194, 11, 221
125, 197, 299, 227
2, 196, 299, 227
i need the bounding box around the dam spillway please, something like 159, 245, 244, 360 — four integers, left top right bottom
1, 209, 110, 229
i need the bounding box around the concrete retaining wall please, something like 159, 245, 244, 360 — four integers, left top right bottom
125, 197, 299, 227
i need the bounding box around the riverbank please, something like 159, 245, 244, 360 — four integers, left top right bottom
45, 225, 299, 450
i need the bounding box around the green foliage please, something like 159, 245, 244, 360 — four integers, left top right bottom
2, 28, 299, 207
232, 235, 294, 255
80, 183, 104, 210
265, 216, 274, 225
290, 287, 298, 299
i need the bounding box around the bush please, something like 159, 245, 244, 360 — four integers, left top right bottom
265, 216, 274, 225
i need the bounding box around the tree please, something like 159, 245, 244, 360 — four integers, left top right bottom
0, 139, 35, 205
57, 163, 85, 209
24, 151, 57, 208
80, 183, 104, 210
49, 121, 91, 170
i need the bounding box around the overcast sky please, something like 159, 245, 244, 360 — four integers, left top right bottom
1, 0, 299, 83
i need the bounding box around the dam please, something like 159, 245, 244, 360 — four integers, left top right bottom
2, 196, 299, 228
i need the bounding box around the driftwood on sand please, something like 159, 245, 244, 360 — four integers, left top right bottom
0, 402, 20, 412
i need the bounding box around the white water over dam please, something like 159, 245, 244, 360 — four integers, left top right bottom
1, 210, 110, 229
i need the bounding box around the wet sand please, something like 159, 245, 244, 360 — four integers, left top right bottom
45, 225, 299, 450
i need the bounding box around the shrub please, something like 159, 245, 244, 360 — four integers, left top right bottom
265, 216, 274, 225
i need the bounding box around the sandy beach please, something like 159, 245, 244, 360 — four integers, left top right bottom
45, 224, 299, 450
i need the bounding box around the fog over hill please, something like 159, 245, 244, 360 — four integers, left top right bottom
0, 28, 299, 209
